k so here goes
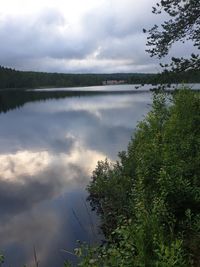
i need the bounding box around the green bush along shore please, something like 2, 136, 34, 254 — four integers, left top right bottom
70, 88, 200, 267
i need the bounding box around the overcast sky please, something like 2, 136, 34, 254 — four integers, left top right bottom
0, 0, 195, 73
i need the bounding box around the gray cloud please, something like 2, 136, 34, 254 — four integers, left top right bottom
0, 0, 197, 73
0, 10, 94, 60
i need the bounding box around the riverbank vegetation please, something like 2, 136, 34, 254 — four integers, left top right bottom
69, 88, 200, 266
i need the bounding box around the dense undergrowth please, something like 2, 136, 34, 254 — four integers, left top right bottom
68, 88, 200, 266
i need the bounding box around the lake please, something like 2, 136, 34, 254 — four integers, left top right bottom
0, 86, 158, 266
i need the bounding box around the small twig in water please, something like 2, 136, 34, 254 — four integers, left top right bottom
72, 208, 87, 236
33, 246, 39, 267
81, 197, 98, 243
60, 249, 75, 256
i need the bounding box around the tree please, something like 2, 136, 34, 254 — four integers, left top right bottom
144, 0, 200, 73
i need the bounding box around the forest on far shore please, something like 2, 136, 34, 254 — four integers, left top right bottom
0, 65, 200, 90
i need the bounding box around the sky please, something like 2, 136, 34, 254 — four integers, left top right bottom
0, 0, 196, 73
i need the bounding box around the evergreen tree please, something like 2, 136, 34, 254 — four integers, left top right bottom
144, 0, 200, 73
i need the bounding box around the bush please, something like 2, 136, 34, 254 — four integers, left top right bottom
78, 89, 200, 266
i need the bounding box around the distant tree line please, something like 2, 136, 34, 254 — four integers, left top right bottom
0, 66, 200, 90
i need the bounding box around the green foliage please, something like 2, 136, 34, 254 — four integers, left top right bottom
87, 159, 133, 235
154, 239, 186, 267
77, 89, 200, 266
145, 0, 200, 72
0, 254, 4, 267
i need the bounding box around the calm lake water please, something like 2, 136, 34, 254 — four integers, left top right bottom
0, 86, 153, 266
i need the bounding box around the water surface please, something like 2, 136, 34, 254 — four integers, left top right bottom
0, 86, 152, 266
